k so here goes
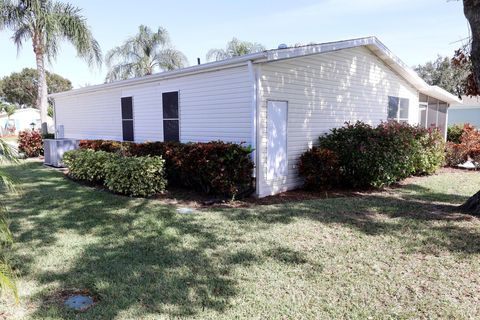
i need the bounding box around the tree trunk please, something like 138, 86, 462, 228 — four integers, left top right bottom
460, 0, 480, 215
34, 44, 48, 134
464, 0, 480, 88
459, 190, 480, 216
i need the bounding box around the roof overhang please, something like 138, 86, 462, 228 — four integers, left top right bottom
50, 36, 461, 105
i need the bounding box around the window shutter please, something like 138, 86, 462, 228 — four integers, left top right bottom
162, 92, 179, 142
121, 97, 134, 141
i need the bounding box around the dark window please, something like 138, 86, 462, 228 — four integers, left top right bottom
163, 120, 179, 142
121, 97, 133, 119
388, 96, 409, 122
122, 120, 134, 141
121, 97, 134, 141
162, 91, 179, 119
162, 91, 179, 142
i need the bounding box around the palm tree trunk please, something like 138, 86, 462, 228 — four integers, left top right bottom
34, 47, 48, 134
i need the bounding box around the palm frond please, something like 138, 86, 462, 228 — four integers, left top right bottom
50, 1, 102, 66
154, 48, 187, 71
0, 261, 18, 303
206, 48, 228, 62
105, 24, 187, 81
206, 37, 266, 61
105, 62, 137, 82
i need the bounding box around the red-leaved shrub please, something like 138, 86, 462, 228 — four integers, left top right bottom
299, 147, 341, 189
78, 140, 254, 197
444, 123, 480, 166
18, 130, 43, 157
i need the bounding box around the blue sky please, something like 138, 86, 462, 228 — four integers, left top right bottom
0, 0, 470, 88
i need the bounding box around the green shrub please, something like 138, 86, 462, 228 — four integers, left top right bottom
62, 149, 115, 182
301, 121, 445, 189
104, 156, 166, 197
412, 127, 445, 175
18, 130, 43, 157
447, 124, 464, 143
79, 140, 254, 197
299, 147, 340, 189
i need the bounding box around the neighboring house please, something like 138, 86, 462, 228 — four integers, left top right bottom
50, 36, 459, 197
0, 107, 54, 135
448, 95, 480, 127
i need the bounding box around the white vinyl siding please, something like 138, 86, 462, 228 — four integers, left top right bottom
54, 89, 123, 140
256, 46, 419, 197
54, 66, 253, 145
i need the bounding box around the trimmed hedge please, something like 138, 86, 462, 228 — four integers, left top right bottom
63, 149, 115, 182
78, 140, 254, 197
299, 147, 340, 189
104, 156, 166, 197
63, 149, 166, 197
299, 121, 445, 189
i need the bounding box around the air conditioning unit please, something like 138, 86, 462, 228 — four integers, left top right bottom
44, 138, 79, 167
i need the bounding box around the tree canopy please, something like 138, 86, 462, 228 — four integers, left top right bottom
0, 68, 72, 107
105, 25, 187, 82
206, 37, 265, 61
414, 55, 470, 97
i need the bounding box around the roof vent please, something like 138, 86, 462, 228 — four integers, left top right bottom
277, 44, 288, 49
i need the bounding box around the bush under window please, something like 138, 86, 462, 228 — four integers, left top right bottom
299, 121, 445, 189
78, 140, 254, 198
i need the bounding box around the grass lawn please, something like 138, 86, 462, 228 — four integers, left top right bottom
1, 161, 480, 319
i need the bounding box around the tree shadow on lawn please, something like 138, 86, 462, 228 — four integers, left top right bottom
3, 162, 480, 318
221, 184, 480, 255
3, 162, 240, 318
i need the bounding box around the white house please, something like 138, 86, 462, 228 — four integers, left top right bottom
0, 107, 54, 135
448, 95, 480, 127
50, 36, 460, 197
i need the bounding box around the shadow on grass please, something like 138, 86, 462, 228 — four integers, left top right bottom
3, 161, 480, 318
4, 162, 238, 318
222, 185, 480, 255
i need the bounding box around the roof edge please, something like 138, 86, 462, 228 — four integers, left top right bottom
50, 51, 268, 98
50, 36, 461, 104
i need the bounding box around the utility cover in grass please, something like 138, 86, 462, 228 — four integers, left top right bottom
64, 294, 94, 311
176, 207, 195, 214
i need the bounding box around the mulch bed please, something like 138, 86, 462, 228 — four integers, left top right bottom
47, 162, 477, 209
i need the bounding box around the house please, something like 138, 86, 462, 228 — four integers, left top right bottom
50, 36, 460, 197
448, 95, 480, 127
0, 107, 54, 136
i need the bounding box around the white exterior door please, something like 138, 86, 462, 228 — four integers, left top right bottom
266, 100, 288, 180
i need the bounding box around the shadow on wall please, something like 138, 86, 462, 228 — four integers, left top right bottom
259, 47, 407, 193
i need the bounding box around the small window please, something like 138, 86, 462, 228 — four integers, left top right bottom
388, 96, 409, 123
121, 97, 134, 141
162, 91, 179, 142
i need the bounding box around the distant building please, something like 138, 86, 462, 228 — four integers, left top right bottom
448, 96, 480, 127
0, 107, 54, 136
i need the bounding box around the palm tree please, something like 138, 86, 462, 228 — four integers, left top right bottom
0, 0, 102, 134
0, 138, 18, 302
206, 37, 266, 62
105, 25, 188, 82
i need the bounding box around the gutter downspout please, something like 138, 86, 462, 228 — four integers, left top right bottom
247, 60, 257, 181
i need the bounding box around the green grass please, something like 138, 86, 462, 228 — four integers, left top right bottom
1, 162, 480, 319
